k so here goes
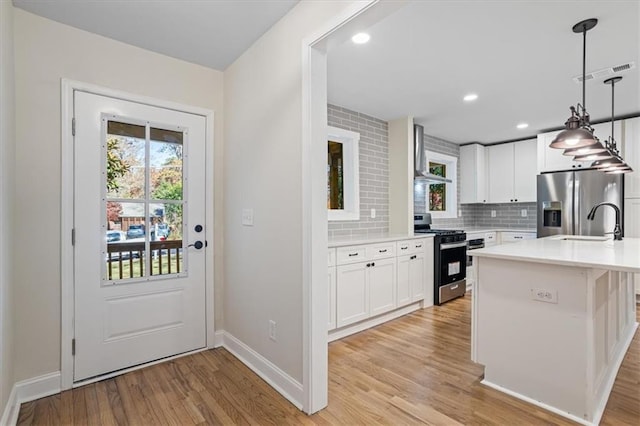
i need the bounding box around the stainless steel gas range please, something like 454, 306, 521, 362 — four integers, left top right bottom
414, 213, 467, 305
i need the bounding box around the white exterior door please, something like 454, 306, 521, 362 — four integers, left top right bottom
73, 91, 207, 382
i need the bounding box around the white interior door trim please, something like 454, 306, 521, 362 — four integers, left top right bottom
300, 0, 407, 414
60, 79, 215, 390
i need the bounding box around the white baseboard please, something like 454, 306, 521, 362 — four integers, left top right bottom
481, 379, 594, 426
1, 385, 18, 426
219, 331, 303, 410
213, 330, 225, 347
1, 371, 61, 426
328, 302, 422, 342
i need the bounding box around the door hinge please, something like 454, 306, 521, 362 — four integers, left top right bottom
71, 228, 75, 246
71, 117, 76, 136
72, 338, 76, 356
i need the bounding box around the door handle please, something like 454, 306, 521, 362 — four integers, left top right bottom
188, 241, 204, 249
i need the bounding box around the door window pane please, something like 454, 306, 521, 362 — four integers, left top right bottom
328, 140, 344, 209
106, 121, 146, 199
429, 161, 447, 211
103, 119, 186, 283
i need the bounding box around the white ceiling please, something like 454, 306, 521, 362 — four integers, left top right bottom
327, 1, 640, 144
13, 0, 640, 145
13, 0, 299, 70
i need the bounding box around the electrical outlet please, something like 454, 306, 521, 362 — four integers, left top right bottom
531, 288, 558, 304
269, 320, 277, 341
491, 210, 497, 218
371, 208, 376, 219
521, 209, 528, 217
242, 208, 254, 226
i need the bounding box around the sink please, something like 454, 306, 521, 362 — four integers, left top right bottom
557, 236, 610, 242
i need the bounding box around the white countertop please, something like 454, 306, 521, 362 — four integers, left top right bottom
463, 227, 536, 234
328, 233, 433, 248
469, 235, 640, 273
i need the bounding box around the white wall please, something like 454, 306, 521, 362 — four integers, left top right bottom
223, 1, 356, 383
0, 0, 16, 413
13, 9, 224, 382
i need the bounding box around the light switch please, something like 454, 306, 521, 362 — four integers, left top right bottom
491, 210, 497, 218
242, 208, 254, 226
371, 208, 376, 219
521, 209, 528, 217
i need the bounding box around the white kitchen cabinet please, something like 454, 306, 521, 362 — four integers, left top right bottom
397, 250, 426, 306
336, 262, 369, 327
460, 143, 488, 204
487, 139, 537, 203
369, 257, 397, 316
488, 143, 514, 203
621, 117, 640, 198
513, 139, 537, 202
623, 198, 640, 296
328, 266, 337, 330
499, 231, 536, 243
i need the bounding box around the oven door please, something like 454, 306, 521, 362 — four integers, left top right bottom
439, 241, 467, 285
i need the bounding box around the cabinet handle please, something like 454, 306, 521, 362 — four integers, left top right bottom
379, 249, 387, 253
410, 255, 417, 260
415, 244, 422, 248
348, 253, 358, 257
371, 262, 375, 267
366, 263, 371, 267
400, 247, 408, 250
515, 236, 522, 239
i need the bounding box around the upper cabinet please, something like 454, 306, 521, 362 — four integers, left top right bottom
461, 139, 537, 204
460, 144, 488, 203
487, 139, 537, 203
621, 116, 640, 198
537, 121, 622, 173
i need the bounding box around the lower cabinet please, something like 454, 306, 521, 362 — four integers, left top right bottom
328, 266, 336, 330
331, 237, 432, 332
336, 257, 397, 327
397, 251, 425, 306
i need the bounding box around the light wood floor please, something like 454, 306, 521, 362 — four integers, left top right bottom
18, 295, 640, 425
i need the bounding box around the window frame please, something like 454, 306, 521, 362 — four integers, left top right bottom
327, 125, 360, 221
425, 150, 458, 219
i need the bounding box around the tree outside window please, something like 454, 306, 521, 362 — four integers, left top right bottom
429, 161, 446, 211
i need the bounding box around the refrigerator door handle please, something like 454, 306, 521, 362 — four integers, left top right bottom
573, 173, 580, 236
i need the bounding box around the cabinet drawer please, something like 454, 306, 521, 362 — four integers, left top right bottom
328, 248, 336, 267
500, 232, 536, 243
336, 246, 367, 265
484, 232, 497, 244
366, 242, 396, 259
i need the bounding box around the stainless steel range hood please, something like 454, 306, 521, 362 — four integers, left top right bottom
414, 124, 452, 183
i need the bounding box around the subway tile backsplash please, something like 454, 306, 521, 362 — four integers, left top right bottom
328, 104, 537, 238
328, 104, 389, 239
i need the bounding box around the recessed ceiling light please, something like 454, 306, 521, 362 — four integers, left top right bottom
517, 123, 529, 129
463, 93, 478, 102
352, 33, 370, 44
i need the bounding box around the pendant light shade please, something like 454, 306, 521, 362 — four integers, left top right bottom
573, 151, 614, 162
562, 139, 608, 156
592, 155, 624, 168
549, 127, 597, 149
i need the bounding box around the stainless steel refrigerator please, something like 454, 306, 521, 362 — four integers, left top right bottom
537, 169, 624, 238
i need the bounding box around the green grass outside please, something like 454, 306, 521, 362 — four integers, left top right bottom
106, 255, 183, 281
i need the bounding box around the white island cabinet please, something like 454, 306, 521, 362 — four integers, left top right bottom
470, 237, 639, 425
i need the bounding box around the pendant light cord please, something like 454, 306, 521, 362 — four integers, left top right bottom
611, 79, 615, 145
582, 24, 587, 113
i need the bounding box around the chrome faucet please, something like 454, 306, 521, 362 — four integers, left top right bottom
587, 202, 623, 241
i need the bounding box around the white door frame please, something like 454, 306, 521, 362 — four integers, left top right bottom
60, 79, 215, 390
300, 0, 407, 413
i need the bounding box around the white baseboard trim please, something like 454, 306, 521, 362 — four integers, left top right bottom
213, 330, 225, 348
1, 371, 61, 426
328, 302, 422, 342
1, 384, 18, 426
219, 331, 303, 410
480, 379, 594, 426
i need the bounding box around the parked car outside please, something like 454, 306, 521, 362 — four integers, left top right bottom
106, 230, 126, 243
157, 223, 170, 240
126, 224, 145, 239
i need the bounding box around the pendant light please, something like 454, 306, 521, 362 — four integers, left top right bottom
549, 19, 600, 149
591, 76, 633, 173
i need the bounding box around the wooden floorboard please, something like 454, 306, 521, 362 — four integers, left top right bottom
17, 294, 640, 425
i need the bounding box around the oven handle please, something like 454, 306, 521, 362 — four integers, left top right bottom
440, 241, 468, 250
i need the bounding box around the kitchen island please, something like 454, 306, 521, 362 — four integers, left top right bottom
469, 236, 639, 425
